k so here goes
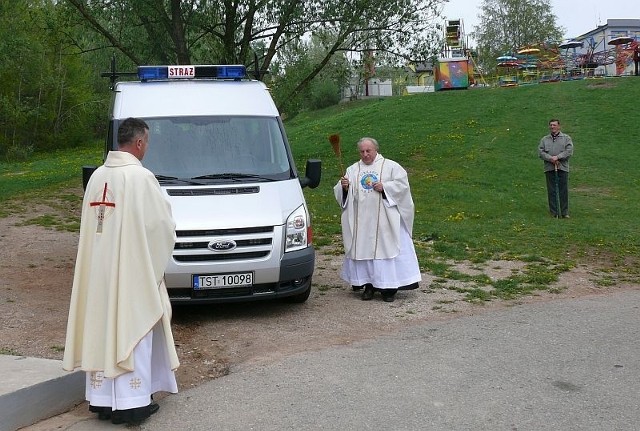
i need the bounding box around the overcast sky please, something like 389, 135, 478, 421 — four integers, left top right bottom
442, 0, 640, 41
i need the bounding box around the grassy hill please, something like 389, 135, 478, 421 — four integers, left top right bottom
285, 77, 640, 283
2, 77, 639, 294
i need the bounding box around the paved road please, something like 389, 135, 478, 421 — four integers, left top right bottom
66, 289, 640, 430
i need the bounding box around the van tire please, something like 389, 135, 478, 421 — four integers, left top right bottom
283, 284, 312, 303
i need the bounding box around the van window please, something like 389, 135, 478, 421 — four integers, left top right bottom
139, 116, 293, 181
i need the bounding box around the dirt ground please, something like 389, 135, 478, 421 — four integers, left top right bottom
1, 186, 638, 429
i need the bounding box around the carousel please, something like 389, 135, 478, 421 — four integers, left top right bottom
496, 55, 519, 86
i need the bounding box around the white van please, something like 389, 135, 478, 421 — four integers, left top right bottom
85, 64, 321, 304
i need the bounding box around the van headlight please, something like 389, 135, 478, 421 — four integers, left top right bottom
285, 205, 311, 252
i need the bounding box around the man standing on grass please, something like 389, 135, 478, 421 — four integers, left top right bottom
63, 117, 179, 425
538, 119, 574, 218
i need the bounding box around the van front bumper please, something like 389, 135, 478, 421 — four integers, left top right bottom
168, 247, 315, 304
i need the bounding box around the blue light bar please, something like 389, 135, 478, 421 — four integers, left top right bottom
210, 65, 246, 79
137, 65, 247, 81
138, 66, 168, 80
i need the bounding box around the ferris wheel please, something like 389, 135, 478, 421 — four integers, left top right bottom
443, 19, 467, 58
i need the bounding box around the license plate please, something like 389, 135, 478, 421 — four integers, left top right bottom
193, 272, 253, 289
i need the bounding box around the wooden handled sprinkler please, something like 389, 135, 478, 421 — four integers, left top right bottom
328, 133, 344, 176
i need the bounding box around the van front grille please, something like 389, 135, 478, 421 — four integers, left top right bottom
174, 251, 269, 262
175, 238, 272, 249
173, 225, 276, 263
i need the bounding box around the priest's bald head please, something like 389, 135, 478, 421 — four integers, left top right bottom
118, 117, 150, 161
357, 137, 379, 165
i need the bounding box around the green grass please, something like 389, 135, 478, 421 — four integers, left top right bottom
0, 347, 21, 356
0, 144, 102, 202
289, 77, 640, 280
2, 77, 639, 292
0, 144, 100, 229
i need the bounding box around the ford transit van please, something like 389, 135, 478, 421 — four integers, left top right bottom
86, 63, 321, 304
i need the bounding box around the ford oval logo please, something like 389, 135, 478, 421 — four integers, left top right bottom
208, 239, 237, 252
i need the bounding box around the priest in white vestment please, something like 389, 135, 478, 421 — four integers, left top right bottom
334, 137, 422, 302
63, 118, 179, 425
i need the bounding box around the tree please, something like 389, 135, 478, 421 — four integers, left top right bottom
0, 1, 102, 158
64, 0, 447, 112
473, 0, 564, 73
269, 31, 351, 115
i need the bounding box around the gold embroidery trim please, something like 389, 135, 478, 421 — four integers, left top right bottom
373, 159, 386, 259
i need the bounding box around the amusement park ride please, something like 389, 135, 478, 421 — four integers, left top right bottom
496, 36, 639, 86
434, 19, 640, 91
434, 19, 477, 90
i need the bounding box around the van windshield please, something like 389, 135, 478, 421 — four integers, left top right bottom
139, 116, 293, 182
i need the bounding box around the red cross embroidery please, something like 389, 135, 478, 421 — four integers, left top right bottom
90, 182, 115, 233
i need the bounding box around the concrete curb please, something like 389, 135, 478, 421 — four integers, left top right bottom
0, 355, 84, 431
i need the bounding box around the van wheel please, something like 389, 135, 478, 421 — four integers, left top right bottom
283, 284, 311, 303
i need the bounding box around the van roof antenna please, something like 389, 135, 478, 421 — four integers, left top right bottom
100, 55, 137, 89
248, 53, 269, 81
253, 53, 261, 81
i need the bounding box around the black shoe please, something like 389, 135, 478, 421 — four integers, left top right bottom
89, 405, 111, 420
111, 402, 158, 425
361, 284, 374, 300
352, 285, 363, 291
110, 410, 125, 425
381, 290, 397, 302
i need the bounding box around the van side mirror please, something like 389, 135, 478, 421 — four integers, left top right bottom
82, 165, 98, 190
299, 159, 321, 189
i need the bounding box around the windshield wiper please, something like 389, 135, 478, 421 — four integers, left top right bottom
155, 175, 206, 185
191, 173, 275, 182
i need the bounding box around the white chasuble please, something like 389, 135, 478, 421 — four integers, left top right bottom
334, 154, 415, 260
63, 151, 179, 380
334, 154, 421, 289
